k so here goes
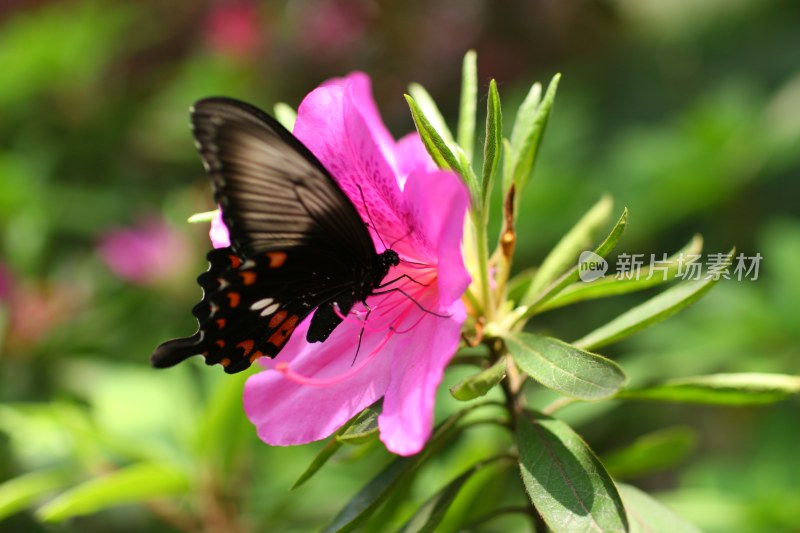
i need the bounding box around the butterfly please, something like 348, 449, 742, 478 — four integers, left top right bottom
150, 97, 400, 374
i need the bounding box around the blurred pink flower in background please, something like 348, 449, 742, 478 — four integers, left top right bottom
98, 218, 192, 286
204, 1, 262, 58
292, 0, 371, 60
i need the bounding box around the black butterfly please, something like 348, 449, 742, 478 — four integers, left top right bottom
151, 97, 400, 374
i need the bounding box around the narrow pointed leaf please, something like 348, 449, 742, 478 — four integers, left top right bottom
618, 483, 702, 533
504, 333, 626, 400
527, 195, 613, 297
0, 468, 73, 521
292, 437, 343, 490
517, 412, 628, 533
408, 83, 456, 146
322, 411, 466, 533
617, 373, 800, 405
602, 427, 696, 480
450, 356, 507, 401
572, 250, 734, 351
481, 79, 502, 206
397, 468, 476, 533
405, 94, 461, 174
507, 74, 560, 208
37, 462, 189, 522
337, 403, 381, 445
293, 401, 381, 488
457, 50, 477, 162
522, 208, 629, 316
542, 235, 704, 311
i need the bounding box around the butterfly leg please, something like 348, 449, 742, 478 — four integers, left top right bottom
370, 287, 451, 318
352, 303, 373, 365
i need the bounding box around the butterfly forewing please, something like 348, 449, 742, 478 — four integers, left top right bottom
151, 97, 392, 373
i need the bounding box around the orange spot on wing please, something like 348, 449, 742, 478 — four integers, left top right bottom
220, 358, 231, 368
215, 339, 226, 348
237, 339, 255, 355
249, 350, 264, 364
227, 292, 241, 308
228, 255, 241, 268
216, 318, 226, 329
268, 310, 288, 328
268, 314, 299, 348
240, 271, 257, 285
266, 251, 288, 268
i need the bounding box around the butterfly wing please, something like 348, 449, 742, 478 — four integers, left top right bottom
190, 97, 375, 260
151, 98, 378, 373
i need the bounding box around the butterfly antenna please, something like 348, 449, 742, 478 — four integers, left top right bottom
357, 185, 390, 251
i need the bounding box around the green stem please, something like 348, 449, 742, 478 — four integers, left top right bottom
471, 207, 494, 321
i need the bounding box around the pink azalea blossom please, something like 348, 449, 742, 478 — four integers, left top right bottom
235, 73, 470, 456
98, 218, 191, 286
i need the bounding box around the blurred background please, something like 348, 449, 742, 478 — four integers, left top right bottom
1, 0, 798, 531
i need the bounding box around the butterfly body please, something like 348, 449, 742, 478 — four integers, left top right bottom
151, 97, 400, 374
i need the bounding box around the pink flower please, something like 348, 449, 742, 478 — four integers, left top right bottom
241, 73, 470, 456
98, 218, 191, 286
204, 2, 262, 59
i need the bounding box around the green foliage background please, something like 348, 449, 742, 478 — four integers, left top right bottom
0, 1, 798, 531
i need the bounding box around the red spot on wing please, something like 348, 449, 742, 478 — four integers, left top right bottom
240, 271, 257, 285
215, 339, 226, 348
228, 255, 242, 268
266, 251, 288, 268
220, 357, 231, 368
267, 314, 299, 348
216, 318, 227, 329
227, 292, 241, 308
237, 339, 255, 355
268, 310, 288, 328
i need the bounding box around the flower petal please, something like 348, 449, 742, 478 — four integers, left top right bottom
243, 319, 392, 445
401, 170, 471, 304
378, 303, 466, 455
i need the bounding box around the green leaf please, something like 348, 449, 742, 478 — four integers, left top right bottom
293, 402, 382, 489
37, 462, 190, 522
405, 94, 461, 173
457, 50, 477, 162
506, 74, 560, 209
292, 437, 344, 490
504, 333, 626, 400
617, 373, 800, 405
572, 249, 734, 351
449, 357, 507, 401
408, 83, 456, 147
541, 235, 704, 311
517, 412, 628, 533
521, 208, 629, 316
322, 411, 466, 533
602, 427, 696, 480
527, 195, 614, 297
618, 483, 702, 533
481, 79, 502, 207
274, 102, 297, 130
397, 468, 476, 533
337, 403, 381, 445
0, 468, 73, 522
